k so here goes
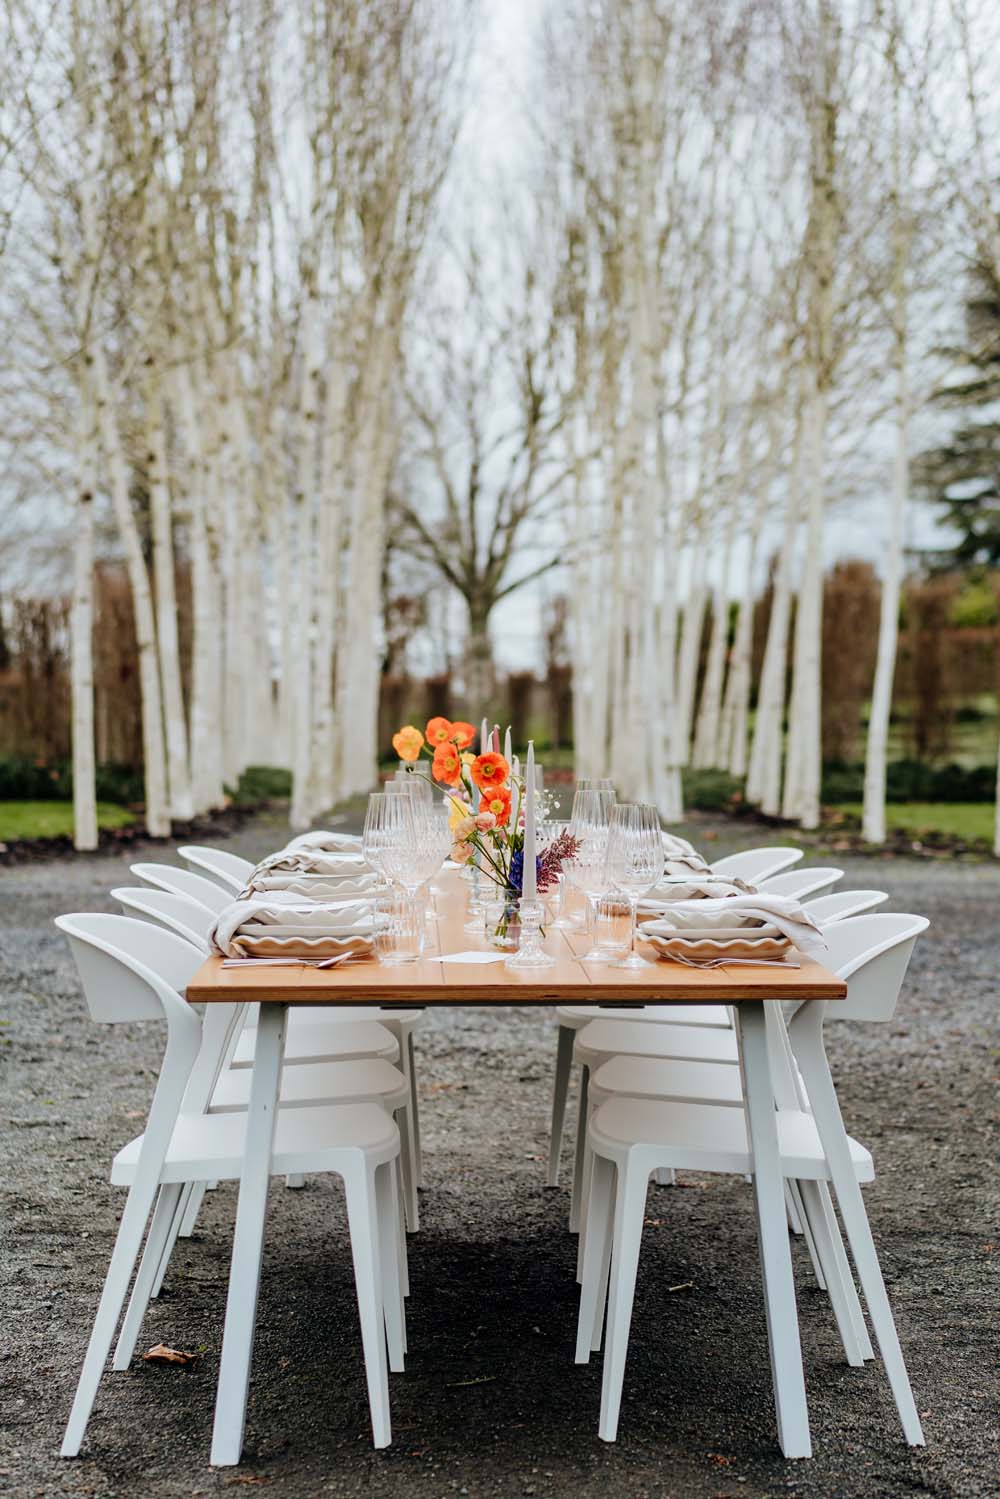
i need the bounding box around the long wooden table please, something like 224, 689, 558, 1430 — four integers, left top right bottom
187, 872, 845, 1465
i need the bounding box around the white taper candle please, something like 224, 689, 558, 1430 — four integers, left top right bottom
522, 740, 537, 901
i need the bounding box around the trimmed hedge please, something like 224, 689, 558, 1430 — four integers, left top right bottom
821, 758, 996, 805
0, 759, 291, 808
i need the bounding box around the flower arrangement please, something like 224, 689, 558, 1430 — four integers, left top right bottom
390, 716, 579, 897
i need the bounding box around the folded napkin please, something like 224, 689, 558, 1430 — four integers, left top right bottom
210, 893, 373, 960
242, 872, 380, 899
644, 893, 826, 957
642, 875, 752, 905
661, 832, 710, 872
249, 847, 372, 883
284, 830, 363, 853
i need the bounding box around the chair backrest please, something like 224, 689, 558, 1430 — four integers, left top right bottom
807, 889, 888, 926
709, 847, 803, 882
130, 862, 232, 914
112, 887, 213, 950
55, 913, 205, 1025
822, 912, 928, 1022
177, 845, 253, 893
759, 867, 843, 900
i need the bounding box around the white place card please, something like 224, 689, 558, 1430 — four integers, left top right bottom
439, 950, 508, 965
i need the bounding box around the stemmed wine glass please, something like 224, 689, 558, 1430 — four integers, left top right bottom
604, 802, 664, 969
564, 787, 615, 961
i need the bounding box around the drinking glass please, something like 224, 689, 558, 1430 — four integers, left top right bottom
373, 889, 426, 965
577, 777, 615, 793
595, 894, 631, 959
604, 802, 664, 969
564, 787, 615, 961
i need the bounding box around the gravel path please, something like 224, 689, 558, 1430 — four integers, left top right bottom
2, 812, 998, 1499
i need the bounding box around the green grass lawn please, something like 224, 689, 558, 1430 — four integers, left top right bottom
832, 802, 995, 843
0, 801, 136, 841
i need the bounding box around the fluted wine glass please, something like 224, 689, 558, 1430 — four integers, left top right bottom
565, 786, 615, 961
604, 802, 664, 969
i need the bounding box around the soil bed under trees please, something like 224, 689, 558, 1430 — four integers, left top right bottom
1, 811, 998, 1499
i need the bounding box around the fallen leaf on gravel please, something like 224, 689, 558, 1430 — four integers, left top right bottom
143, 1343, 198, 1366
223, 1477, 268, 1486
707, 1452, 735, 1466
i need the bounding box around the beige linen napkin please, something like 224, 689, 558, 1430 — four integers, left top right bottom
645, 892, 826, 956
210, 894, 373, 960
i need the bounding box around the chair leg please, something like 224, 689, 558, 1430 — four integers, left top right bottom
792, 1011, 923, 1445
548, 1025, 574, 1186
813, 1180, 874, 1359
576, 1099, 597, 1281
785, 1179, 805, 1238
407, 1033, 423, 1188
344, 1163, 392, 1449
797, 1179, 869, 1367
569, 1064, 589, 1232
598, 1158, 649, 1442
113, 1183, 184, 1369
375, 1161, 406, 1372
396, 1102, 419, 1232
394, 1160, 410, 1298
178, 1180, 206, 1238
575, 1152, 615, 1363
61, 1176, 161, 1457
151, 1186, 187, 1299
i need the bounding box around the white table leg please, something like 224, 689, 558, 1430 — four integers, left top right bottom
737, 1001, 811, 1459
210, 1003, 286, 1466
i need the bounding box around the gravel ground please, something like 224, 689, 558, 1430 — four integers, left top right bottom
2, 811, 999, 1499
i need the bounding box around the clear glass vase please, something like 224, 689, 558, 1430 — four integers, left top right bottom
484, 893, 520, 949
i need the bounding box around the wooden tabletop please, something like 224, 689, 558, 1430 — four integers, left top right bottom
186, 869, 846, 1007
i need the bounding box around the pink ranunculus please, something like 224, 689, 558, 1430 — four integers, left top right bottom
449, 840, 474, 864
454, 815, 477, 841
475, 811, 497, 831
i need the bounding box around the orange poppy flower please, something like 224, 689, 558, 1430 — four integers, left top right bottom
449, 720, 476, 749
470, 751, 510, 791
481, 786, 512, 824
431, 742, 463, 787
425, 716, 454, 747
392, 725, 425, 763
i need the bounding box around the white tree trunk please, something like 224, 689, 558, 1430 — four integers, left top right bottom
674, 536, 708, 768
71, 381, 99, 852
782, 380, 826, 828
862, 361, 908, 844
145, 372, 193, 820
691, 521, 733, 769
746, 449, 801, 815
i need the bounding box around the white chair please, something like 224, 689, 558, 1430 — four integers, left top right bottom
546, 889, 889, 1186
708, 847, 803, 883
177, 845, 254, 893
55, 913, 404, 1456
758, 866, 843, 900
121, 869, 426, 1218
130, 862, 233, 914
806, 889, 888, 924
547, 1001, 730, 1185
575, 912, 928, 1448
112, 886, 213, 949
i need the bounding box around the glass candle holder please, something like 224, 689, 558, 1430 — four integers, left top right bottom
505, 898, 556, 970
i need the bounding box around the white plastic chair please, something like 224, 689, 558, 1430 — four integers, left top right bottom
112, 886, 213, 949
806, 889, 888, 924
130, 862, 233, 914
575, 912, 928, 1448
55, 913, 404, 1456
708, 847, 803, 883
758, 866, 843, 900
177, 845, 254, 894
